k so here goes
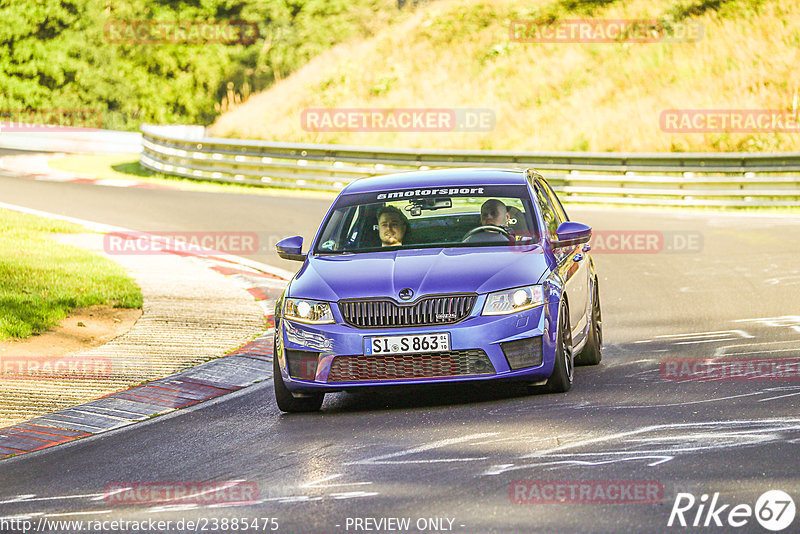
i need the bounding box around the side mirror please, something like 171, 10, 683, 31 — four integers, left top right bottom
276, 236, 306, 261
553, 221, 592, 247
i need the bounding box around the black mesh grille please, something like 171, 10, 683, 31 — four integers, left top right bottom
327, 349, 494, 382
339, 294, 476, 328
285, 349, 319, 380
501, 336, 544, 370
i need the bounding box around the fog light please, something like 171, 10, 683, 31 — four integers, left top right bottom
501, 336, 543, 370
285, 350, 319, 380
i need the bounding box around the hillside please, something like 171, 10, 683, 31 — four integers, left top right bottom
210, 0, 800, 152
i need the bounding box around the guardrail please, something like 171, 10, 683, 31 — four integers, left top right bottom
141, 124, 800, 207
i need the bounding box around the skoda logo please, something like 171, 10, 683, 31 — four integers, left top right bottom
398, 288, 414, 301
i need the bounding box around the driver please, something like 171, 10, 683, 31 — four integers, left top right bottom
377, 206, 408, 247
480, 199, 509, 227
463, 199, 513, 243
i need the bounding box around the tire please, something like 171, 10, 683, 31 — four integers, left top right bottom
273, 333, 324, 413
544, 302, 574, 393
575, 278, 602, 366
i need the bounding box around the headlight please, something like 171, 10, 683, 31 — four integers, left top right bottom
284, 298, 334, 324
482, 285, 544, 316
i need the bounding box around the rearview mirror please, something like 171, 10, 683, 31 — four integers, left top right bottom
276, 236, 306, 261
408, 197, 452, 216
553, 221, 592, 247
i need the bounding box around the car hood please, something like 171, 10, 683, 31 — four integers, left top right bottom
289, 245, 551, 301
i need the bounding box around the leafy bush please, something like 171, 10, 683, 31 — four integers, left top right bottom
0, 0, 397, 130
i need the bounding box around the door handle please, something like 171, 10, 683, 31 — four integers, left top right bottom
573, 253, 583, 262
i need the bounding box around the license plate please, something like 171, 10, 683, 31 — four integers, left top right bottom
364, 333, 450, 355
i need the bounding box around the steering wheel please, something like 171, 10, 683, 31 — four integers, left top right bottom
461, 225, 513, 242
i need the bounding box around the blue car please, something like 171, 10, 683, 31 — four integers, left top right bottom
273, 168, 602, 412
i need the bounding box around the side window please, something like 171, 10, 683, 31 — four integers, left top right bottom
533, 183, 559, 242
317, 206, 356, 251
540, 179, 568, 223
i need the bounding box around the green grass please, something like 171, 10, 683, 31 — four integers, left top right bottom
0, 209, 143, 340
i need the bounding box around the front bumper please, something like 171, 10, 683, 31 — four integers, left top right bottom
276, 296, 560, 393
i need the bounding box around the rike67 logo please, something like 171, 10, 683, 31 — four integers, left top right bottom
668, 490, 796, 531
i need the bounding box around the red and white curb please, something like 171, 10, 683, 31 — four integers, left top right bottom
33, 175, 173, 189
0, 202, 291, 460
0, 153, 171, 189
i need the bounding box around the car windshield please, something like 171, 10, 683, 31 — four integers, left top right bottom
314, 184, 539, 254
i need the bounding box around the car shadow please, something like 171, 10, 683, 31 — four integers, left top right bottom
316, 381, 560, 414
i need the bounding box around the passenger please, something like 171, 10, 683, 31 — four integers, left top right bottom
480, 199, 509, 227
377, 205, 408, 247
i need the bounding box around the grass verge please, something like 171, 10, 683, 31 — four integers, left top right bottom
0, 209, 143, 340
47, 154, 337, 200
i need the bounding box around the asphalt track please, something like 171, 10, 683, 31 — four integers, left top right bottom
1, 171, 800, 533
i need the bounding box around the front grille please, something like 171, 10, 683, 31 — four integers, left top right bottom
339, 294, 476, 328
327, 349, 494, 382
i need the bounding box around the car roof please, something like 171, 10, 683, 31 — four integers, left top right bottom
340, 168, 528, 194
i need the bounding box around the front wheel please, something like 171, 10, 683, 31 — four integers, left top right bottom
273, 334, 324, 413
544, 302, 574, 393
575, 278, 602, 366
